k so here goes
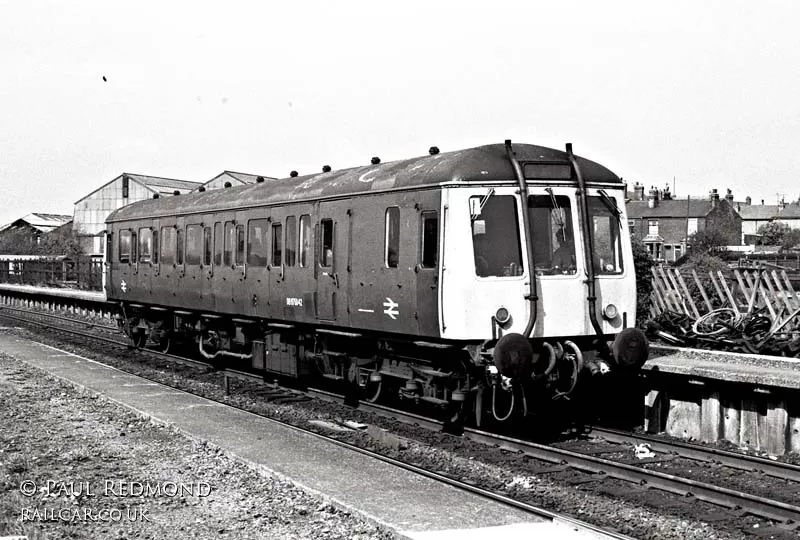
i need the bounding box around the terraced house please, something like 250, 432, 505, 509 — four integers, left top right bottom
626, 184, 741, 262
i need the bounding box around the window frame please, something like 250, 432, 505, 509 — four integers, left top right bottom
420, 211, 438, 268
385, 207, 400, 268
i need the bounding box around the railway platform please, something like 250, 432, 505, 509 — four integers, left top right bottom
643, 346, 800, 456
0, 282, 105, 303
0, 333, 606, 540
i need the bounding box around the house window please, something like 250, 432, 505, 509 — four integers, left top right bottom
687, 218, 698, 236
648, 220, 659, 236
628, 219, 635, 235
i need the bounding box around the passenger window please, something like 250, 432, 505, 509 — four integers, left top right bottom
138, 228, 152, 263
152, 230, 159, 264
272, 223, 283, 266
471, 195, 523, 277
118, 230, 131, 263
320, 219, 333, 267
420, 212, 438, 268
223, 222, 235, 266
131, 232, 137, 262
385, 207, 399, 268
160, 227, 176, 265
203, 227, 212, 266
299, 215, 311, 267
235, 225, 245, 266
213, 223, 223, 266
529, 194, 576, 275
285, 216, 296, 267
247, 219, 268, 267
185, 225, 202, 265
176, 229, 184, 265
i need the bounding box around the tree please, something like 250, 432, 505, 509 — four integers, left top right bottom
0, 226, 83, 257
687, 228, 728, 256
757, 221, 800, 249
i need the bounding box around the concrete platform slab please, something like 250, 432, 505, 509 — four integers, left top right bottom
0, 333, 579, 538
645, 347, 800, 389
0, 282, 106, 302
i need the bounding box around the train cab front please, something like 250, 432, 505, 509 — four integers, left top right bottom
440, 180, 648, 426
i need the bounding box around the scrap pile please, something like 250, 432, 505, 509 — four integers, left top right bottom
646, 265, 800, 357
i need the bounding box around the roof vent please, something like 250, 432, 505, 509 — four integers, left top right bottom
322, 165, 332, 173
173, 190, 180, 196
429, 146, 439, 155
371, 157, 381, 165
290, 171, 299, 178
224, 181, 232, 188
153, 193, 160, 199
198, 186, 206, 192
256, 176, 264, 183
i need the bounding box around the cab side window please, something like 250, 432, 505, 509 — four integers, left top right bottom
420, 211, 438, 268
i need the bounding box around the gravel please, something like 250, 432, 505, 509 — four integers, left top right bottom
0, 346, 393, 540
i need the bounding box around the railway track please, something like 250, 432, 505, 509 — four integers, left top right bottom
0, 304, 636, 540
4, 302, 800, 536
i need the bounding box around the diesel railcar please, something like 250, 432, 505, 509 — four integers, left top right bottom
105, 141, 648, 426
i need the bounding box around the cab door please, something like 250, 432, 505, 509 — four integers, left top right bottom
316, 201, 350, 322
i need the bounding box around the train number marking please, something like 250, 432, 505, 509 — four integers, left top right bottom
286, 297, 303, 307
382, 298, 399, 320
121, 280, 128, 293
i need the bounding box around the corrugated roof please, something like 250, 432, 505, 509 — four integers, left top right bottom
75, 173, 201, 203
626, 198, 718, 218
108, 143, 622, 223
0, 213, 72, 233
126, 174, 200, 191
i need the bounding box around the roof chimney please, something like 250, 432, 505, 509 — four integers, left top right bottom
725, 188, 734, 203
647, 186, 659, 208
745, 196, 751, 205
710, 188, 719, 209
662, 183, 672, 200
634, 182, 645, 201
780, 197, 786, 210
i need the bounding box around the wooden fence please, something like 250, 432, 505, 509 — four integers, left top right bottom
650, 265, 800, 324
0, 256, 103, 291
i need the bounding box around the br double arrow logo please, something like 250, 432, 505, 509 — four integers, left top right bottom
382, 297, 399, 320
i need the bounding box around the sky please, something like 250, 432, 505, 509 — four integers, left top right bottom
2, 0, 800, 227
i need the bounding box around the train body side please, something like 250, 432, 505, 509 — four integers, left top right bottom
106, 189, 443, 339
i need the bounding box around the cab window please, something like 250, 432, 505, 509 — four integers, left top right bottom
470, 195, 523, 277
529, 194, 576, 275
588, 196, 624, 274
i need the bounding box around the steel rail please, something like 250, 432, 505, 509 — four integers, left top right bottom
589, 425, 800, 483
5, 301, 800, 527
0, 309, 631, 540
310, 388, 800, 528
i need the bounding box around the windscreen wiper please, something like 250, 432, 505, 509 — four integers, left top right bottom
598, 189, 621, 222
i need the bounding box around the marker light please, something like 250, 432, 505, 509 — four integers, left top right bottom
495, 307, 511, 325
603, 303, 618, 320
